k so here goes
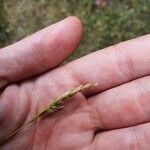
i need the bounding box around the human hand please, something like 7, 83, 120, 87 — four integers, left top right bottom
0, 17, 150, 150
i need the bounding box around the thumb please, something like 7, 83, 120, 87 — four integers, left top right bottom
0, 16, 83, 88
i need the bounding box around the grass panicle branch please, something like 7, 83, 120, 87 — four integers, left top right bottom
0, 82, 97, 145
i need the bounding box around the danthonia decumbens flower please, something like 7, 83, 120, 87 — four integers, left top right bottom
0, 83, 97, 145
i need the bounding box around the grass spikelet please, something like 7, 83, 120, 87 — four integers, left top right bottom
0, 82, 97, 145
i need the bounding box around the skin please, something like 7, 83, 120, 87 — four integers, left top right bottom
0, 16, 150, 150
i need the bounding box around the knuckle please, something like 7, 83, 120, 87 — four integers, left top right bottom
113, 43, 136, 80
130, 127, 142, 150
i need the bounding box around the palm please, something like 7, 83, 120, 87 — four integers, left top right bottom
0, 73, 92, 149
0, 17, 150, 150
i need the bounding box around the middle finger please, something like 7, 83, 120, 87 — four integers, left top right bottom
88, 75, 150, 130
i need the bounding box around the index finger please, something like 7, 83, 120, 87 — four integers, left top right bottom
66, 34, 150, 94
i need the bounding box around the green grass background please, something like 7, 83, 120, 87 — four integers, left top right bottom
0, 0, 150, 60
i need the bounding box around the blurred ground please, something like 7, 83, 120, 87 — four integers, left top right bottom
0, 0, 150, 60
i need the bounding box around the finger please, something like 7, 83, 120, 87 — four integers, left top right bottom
88, 75, 150, 130
92, 122, 150, 150
66, 34, 150, 94
0, 16, 83, 88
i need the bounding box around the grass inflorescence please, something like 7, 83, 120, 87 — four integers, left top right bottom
0, 83, 97, 145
